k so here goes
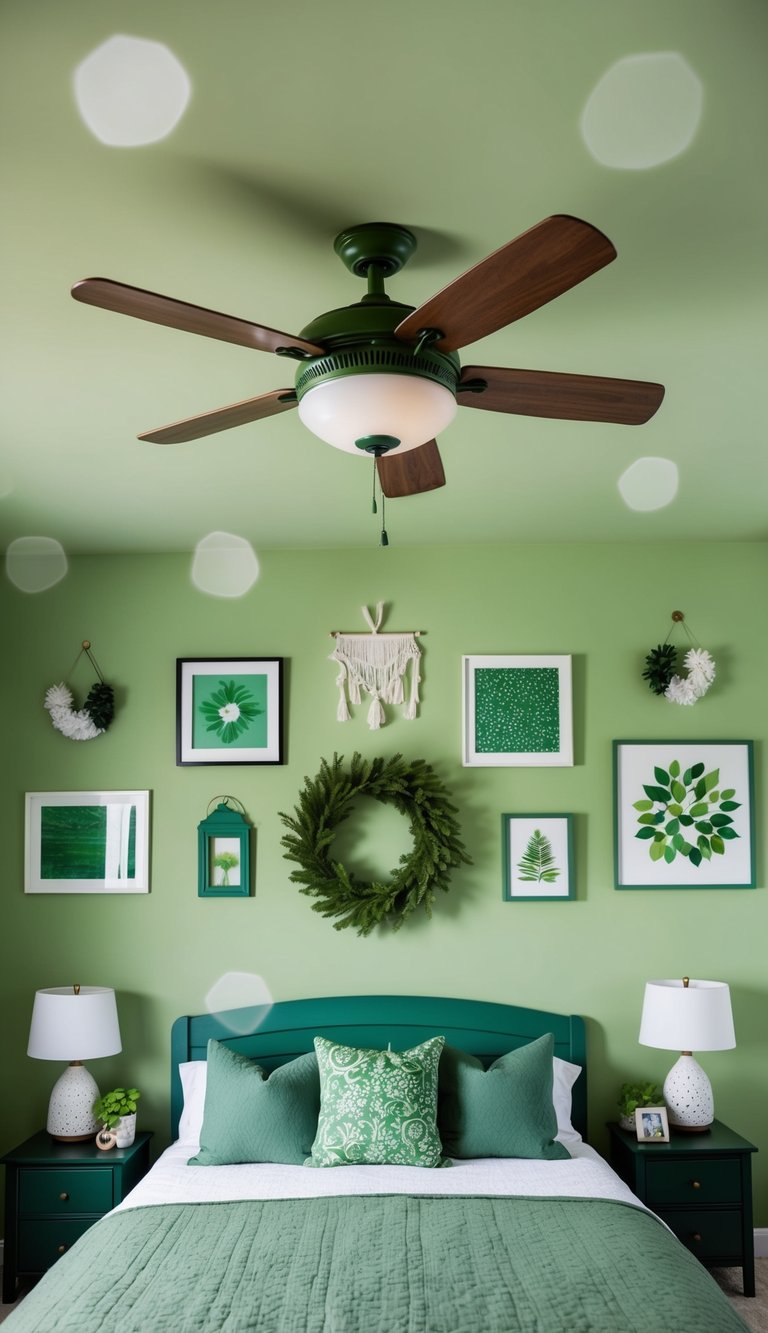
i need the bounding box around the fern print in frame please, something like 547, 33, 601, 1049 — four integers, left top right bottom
613, 741, 755, 890
502, 814, 574, 901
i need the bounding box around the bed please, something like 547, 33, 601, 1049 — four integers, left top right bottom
4, 994, 747, 1332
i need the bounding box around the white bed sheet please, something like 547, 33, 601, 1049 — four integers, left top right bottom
116, 1139, 648, 1213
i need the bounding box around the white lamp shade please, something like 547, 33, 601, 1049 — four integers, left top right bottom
28, 986, 122, 1061
297, 374, 457, 454
638, 979, 735, 1052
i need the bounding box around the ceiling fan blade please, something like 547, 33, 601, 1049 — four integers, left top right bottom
138, 389, 297, 444
394, 215, 616, 353
377, 441, 445, 497
459, 365, 665, 425
71, 278, 325, 357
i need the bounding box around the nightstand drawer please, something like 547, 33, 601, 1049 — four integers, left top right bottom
18, 1216, 97, 1271
656, 1207, 743, 1260
646, 1156, 740, 1206
19, 1167, 113, 1215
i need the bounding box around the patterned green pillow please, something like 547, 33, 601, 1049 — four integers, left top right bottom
308, 1035, 445, 1167
438, 1033, 569, 1160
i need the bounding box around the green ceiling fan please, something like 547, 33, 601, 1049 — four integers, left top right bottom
71, 215, 664, 498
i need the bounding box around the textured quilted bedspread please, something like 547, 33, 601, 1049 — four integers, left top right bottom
6, 1195, 747, 1332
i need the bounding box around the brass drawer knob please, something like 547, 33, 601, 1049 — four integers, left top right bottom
691, 1180, 701, 1190
57, 1244, 67, 1254
692, 1232, 702, 1244
59, 1191, 70, 1201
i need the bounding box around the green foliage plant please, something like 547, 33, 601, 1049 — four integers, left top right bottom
92, 1087, 141, 1129
618, 1082, 664, 1118
279, 752, 471, 936
516, 829, 560, 883
213, 850, 239, 885
633, 758, 741, 867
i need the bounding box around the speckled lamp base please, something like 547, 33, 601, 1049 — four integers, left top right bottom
663, 1054, 715, 1131
46, 1062, 101, 1141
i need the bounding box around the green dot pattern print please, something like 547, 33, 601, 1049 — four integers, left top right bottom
475, 667, 560, 753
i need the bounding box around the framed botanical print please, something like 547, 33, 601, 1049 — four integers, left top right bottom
177, 658, 284, 765
462, 655, 573, 766
613, 740, 755, 889
502, 814, 575, 901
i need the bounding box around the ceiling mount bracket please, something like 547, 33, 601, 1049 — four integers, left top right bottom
334, 223, 417, 279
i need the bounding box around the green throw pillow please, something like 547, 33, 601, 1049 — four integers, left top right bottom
189, 1040, 320, 1166
438, 1033, 569, 1160
308, 1034, 445, 1168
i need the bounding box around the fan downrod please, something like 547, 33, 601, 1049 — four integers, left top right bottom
334, 223, 417, 279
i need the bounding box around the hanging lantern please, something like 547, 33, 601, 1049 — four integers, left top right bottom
197, 797, 251, 898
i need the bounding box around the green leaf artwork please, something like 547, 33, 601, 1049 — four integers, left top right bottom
634, 760, 740, 867
516, 829, 561, 883
199, 679, 263, 744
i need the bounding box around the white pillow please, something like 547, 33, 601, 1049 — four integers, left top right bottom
177, 1060, 207, 1147
553, 1056, 583, 1145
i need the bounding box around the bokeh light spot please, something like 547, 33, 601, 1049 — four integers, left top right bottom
581, 53, 703, 169
5, 536, 68, 592
74, 34, 191, 147
191, 531, 260, 597
618, 457, 679, 511
204, 972, 274, 1036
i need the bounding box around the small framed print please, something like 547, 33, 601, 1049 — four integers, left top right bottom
613, 740, 755, 889
25, 791, 150, 894
177, 658, 284, 766
502, 814, 574, 901
462, 656, 572, 766
635, 1106, 670, 1143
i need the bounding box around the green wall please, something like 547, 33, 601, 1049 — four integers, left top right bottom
1, 541, 765, 1224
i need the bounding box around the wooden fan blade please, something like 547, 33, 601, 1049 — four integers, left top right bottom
138, 389, 297, 444
459, 365, 665, 425
376, 441, 445, 497
71, 278, 324, 357
394, 215, 616, 353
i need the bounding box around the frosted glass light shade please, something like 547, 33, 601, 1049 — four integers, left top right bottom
297, 374, 457, 455
28, 986, 122, 1061
638, 979, 735, 1052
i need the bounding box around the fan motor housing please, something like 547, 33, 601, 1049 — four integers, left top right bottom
295, 299, 460, 402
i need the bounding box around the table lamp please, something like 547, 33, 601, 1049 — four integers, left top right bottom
638, 977, 735, 1132
28, 985, 122, 1141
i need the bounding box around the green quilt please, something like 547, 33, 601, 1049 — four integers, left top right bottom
5, 1195, 747, 1332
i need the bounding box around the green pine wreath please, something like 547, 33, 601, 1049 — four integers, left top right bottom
279, 752, 471, 936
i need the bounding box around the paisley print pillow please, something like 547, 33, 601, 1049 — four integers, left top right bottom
308, 1035, 445, 1167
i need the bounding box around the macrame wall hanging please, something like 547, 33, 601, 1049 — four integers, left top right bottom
329, 603, 422, 730
642, 611, 716, 706
44, 640, 115, 740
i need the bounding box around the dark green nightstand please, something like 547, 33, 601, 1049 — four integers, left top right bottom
1, 1129, 152, 1303
607, 1119, 757, 1296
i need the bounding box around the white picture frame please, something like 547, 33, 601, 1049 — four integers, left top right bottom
635, 1106, 670, 1143
25, 791, 150, 894
462, 655, 573, 766
613, 741, 755, 890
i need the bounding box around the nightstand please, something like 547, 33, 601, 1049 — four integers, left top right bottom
1, 1129, 152, 1302
607, 1119, 757, 1296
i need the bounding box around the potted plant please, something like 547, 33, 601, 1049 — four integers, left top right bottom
93, 1087, 141, 1147
617, 1081, 664, 1131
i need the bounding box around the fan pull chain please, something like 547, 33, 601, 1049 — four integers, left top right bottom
380, 488, 389, 547
372, 458, 378, 514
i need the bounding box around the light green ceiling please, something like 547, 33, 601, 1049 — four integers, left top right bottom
2, 0, 767, 553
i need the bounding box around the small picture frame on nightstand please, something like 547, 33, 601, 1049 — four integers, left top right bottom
635, 1105, 670, 1142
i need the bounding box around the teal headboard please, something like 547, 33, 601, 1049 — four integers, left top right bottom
170, 993, 587, 1141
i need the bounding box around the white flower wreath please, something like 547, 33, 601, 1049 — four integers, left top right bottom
664, 647, 716, 706
44, 682, 106, 740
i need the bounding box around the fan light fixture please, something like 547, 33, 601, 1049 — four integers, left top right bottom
297, 373, 457, 456
71, 215, 667, 512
